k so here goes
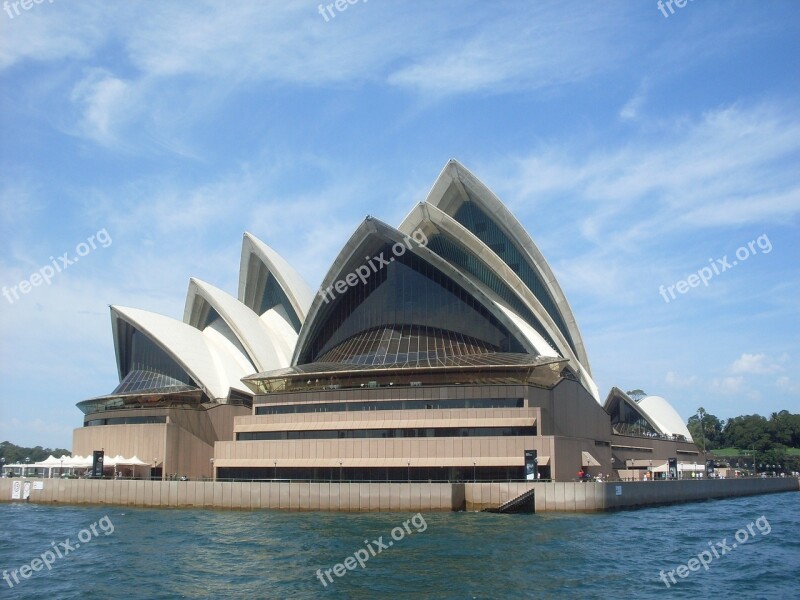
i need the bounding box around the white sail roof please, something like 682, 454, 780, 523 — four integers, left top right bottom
239, 232, 314, 324
111, 305, 251, 400
184, 278, 293, 372
638, 395, 694, 442
421, 159, 592, 375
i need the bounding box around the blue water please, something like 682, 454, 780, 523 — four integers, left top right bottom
0, 492, 798, 599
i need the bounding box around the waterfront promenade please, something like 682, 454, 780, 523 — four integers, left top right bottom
2, 477, 796, 512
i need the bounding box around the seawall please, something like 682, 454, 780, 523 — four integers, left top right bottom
1, 477, 796, 513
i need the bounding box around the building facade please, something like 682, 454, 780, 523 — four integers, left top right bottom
73, 160, 703, 481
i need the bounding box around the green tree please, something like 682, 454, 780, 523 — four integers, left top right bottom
0, 441, 71, 465
688, 410, 723, 450
720, 414, 772, 451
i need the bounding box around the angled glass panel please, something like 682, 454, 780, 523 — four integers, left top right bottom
609, 396, 659, 437
452, 199, 577, 356
119, 327, 195, 388
427, 233, 560, 352
298, 244, 526, 364
248, 254, 302, 332
318, 325, 501, 366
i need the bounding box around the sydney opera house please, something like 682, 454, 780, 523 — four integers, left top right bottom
72, 160, 702, 482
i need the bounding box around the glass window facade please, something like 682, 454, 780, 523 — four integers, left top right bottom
245, 253, 302, 332
318, 325, 502, 366
84, 415, 167, 427
259, 271, 302, 332
237, 426, 535, 440
77, 389, 206, 415
112, 369, 196, 395
453, 199, 578, 356
427, 233, 560, 353
255, 397, 524, 415
609, 398, 659, 437
217, 465, 532, 482
299, 243, 526, 364
201, 305, 220, 330
115, 327, 196, 394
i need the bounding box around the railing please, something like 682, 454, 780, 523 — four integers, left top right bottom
197, 477, 552, 484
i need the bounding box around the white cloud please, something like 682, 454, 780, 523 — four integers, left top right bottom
69, 70, 135, 145
488, 102, 800, 248
665, 371, 698, 388
730, 353, 783, 375
619, 81, 648, 121
0, 2, 109, 69
387, 6, 630, 97
710, 376, 744, 394
776, 376, 800, 394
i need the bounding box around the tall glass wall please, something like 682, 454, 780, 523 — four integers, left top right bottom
299, 243, 525, 364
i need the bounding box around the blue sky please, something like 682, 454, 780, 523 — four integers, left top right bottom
1, 1, 798, 449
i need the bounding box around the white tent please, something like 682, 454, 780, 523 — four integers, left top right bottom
103, 455, 125, 468
64, 455, 92, 468
108, 455, 150, 478
35, 455, 61, 467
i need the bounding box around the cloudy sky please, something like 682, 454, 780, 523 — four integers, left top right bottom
1, 1, 798, 449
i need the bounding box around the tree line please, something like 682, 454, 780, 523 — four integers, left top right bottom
687, 409, 800, 468
0, 441, 71, 465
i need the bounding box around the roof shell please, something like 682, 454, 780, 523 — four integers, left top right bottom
111, 305, 251, 400
183, 278, 293, 372
421, 159, 592, 375
637, 395, 694, 442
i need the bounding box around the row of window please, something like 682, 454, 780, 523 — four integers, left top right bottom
216, 465, 549, 482
237, 426, 536, 441
255, 397, 525, 415
84, 416, 167, 427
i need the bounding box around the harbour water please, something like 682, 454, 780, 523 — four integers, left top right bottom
1, 491, 797, 599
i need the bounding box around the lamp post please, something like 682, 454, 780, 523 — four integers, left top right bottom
473, 461, 476, 483
648, 459, 652, 481
273, 460, 277, 480
153, 458, 158, 481
25, 457, 30, 478
210, 458, 215, 482
407, 460, 411, 483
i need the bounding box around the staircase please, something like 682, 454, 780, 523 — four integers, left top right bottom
482, 488, 535, 513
